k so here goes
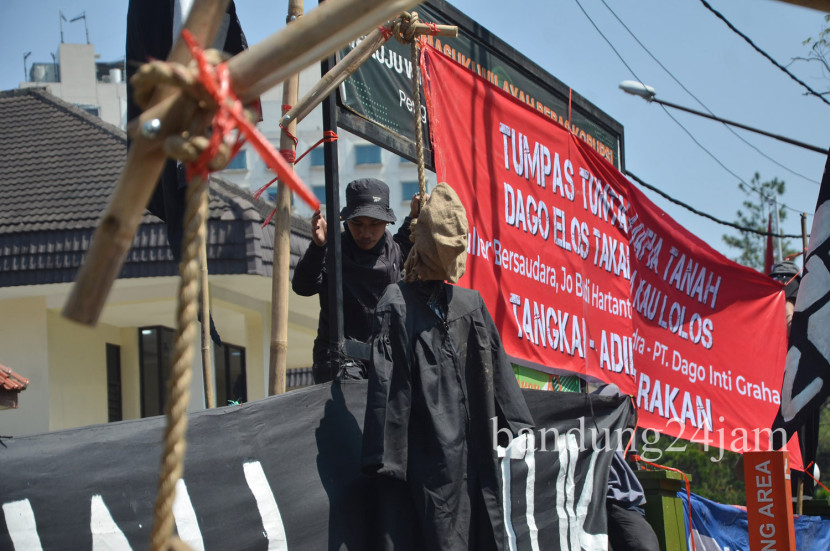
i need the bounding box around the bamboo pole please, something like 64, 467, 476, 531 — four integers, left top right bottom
63, 0, 422, 326
269, 1, 304, 396
200, 240, 215, 408
231, 0, 423, 103
282, 27, 387, 128
281, 20, 457, 128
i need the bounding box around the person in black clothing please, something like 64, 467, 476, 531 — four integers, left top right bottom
292, 178, 422, 383
596, 384, 660, 551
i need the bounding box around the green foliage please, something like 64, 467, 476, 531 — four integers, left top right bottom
800, 14, 830, 89
811, 401, 830, 497
721, 172, 797, 271
640, 433, 747, 505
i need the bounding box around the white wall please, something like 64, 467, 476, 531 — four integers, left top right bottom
46, 310, 122, 431
0, 297, 50, 436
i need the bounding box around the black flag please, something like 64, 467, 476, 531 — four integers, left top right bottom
773, 148, 830, 440
126, 0, 249, 344
0, 383, 633, 550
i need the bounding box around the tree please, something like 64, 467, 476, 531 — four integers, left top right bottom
721, 172, 797, 271
798, 14, 830, 95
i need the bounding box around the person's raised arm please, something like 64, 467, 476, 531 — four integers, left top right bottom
292, 210, 328, 296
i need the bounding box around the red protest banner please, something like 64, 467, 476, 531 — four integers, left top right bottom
420, 44, 798, 464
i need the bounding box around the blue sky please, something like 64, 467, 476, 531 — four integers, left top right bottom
1, 0, 827, 262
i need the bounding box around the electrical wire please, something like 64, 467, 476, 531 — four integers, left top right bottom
626, 170, 805, 239
699, 0, 830, 107
597, 0, 819, 186
571, 0, 813, 217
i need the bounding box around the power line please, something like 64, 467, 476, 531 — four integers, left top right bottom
571, 0, 812, 217
626, 171, 805, 239
699, 0, 830, 107
597, 0, 819, 186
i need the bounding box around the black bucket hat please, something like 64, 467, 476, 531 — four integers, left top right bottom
339, 178, 397, 224
770, 260, 800, 300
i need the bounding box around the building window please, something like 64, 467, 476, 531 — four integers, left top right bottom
106, 343, 123, 422
77, 104, 100, 117
401, 181, 421, 204
354, 144, 381, 166
216, 343, 247, 406
312, 185, 327, 205
138, 326, 174, 418
309, 147, 325, 167
226, 150, 248, 170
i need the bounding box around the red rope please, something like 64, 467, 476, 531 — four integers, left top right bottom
180, 30, 320, 210
295, 130, 338, 164
254, 176, 280, 201
804, 461, 830, 494
280, 149, 296, 164
255, 130, 339, 226
379, 24, 393, 41
622, 395, 638, 458
632, 455, 696, 551
426, 22, 440, 36
281, 104, 293, 114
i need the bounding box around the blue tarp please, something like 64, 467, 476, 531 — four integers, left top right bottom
679, 491, 830, 550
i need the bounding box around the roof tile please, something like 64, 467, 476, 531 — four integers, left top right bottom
0, 88, 311, 287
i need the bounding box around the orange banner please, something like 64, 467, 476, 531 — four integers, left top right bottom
744, 451, 796, 550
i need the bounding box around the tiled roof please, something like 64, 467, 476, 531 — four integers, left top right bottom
0, 364, 29, 392
0, 87, 311, 287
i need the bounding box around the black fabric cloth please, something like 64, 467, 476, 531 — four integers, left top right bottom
606, 451, 647, 512
126, 0, 247, 346
606, 502, 660, 551
292, 221, 414, 382
361, 280, 535, 550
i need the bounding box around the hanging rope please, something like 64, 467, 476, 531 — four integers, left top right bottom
132, 29, 311, 551
392, 10, 429, 209
410, 39, 428, 210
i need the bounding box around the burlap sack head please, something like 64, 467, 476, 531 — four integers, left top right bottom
403, 182, 468, 283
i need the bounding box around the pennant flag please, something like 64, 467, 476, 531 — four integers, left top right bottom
0, 382, 633, 550
765, 214, 774, 276
773, 148, 830, 439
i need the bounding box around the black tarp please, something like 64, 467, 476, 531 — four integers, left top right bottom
0, 382, 632, 550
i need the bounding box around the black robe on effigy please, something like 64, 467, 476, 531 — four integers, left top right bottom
362, 280, 535, 550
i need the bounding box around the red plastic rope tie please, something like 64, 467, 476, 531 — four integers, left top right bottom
632, 455, 696, 551
295, 131, 339, 165
282, 127, 299, 147
426, 22, 440, 36
180, 30, 320, 211
379, 25, 393, 41
280, 149, 296, 164
804, 461, 830, 495
281, 104, 293, 114
254, 175, 280, 201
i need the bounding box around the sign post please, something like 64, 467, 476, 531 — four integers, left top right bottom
743, 451, 796, 551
